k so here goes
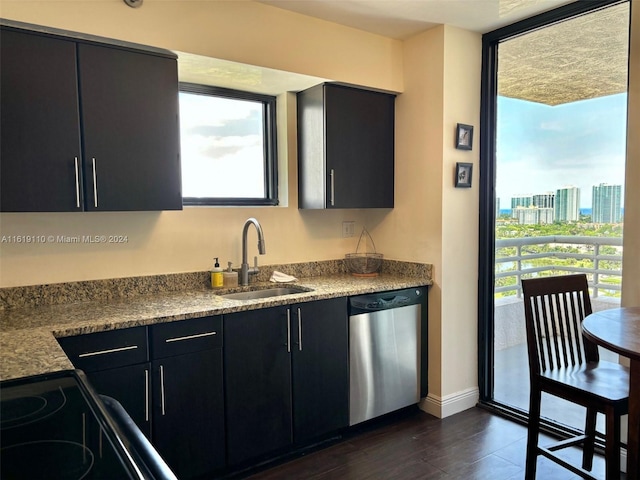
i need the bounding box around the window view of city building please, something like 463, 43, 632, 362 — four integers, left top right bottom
508, 182, 623, 225
491, 1, 629, 429
593, 183, 623, 223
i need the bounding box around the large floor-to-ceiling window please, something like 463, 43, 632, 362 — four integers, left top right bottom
479, 0, 630, 434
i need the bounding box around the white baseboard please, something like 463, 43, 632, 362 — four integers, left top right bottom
419, 387, 479, 418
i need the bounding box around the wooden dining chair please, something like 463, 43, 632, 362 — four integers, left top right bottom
522, 274, 629, 480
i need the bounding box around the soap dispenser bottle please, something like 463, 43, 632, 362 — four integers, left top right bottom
211, 257, 223, 289
223, 261, 238, 287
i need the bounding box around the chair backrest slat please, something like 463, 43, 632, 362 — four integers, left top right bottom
555, 292, 571, 367
522, 274, 596, 375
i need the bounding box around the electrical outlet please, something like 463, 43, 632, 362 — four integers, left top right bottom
342, 221, 355, 238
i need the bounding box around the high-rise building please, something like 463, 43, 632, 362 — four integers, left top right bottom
511, 194, 532, 218
555, 186, 580, 222
511, 195, 532, 208
592, 183, 622, 223
514, 207, 554, 225
533, 192, 555, 209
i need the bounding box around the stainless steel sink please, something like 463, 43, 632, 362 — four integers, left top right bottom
219, 286, 311, 301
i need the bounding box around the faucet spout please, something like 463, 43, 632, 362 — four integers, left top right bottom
241, 218, 266, 286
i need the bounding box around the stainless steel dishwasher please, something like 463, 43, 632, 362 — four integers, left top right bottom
349, 287, 425, 426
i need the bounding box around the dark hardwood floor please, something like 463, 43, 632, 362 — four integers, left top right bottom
240, 407, 616, 480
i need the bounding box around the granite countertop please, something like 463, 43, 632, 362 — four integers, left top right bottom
1, 266, 431, 381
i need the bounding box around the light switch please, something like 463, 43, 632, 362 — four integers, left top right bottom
342, 221, 355, 238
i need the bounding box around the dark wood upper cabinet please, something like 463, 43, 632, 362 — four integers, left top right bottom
0, 24, 182, 212
297, 83, 395, 209
0, 29, 83, 212
77, 43, 181, 211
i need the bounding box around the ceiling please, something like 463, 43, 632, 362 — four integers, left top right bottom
257, 0, 577, 38
179, 0, 630, 106
498, 2, 630, 105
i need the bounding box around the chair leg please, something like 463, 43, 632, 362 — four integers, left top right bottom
526, 387, 542, 480
604, 407, 621, 480
583, 407, 597, 471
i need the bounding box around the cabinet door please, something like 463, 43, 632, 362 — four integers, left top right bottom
152, 348, 225, 478
0, 29, 83, 212
78, 43, 182, 211
57, 326, 149, 373
224, 307, 292, 466
291, 297, 349, 443
325, 84, 395, 208
88, 363, 151, 438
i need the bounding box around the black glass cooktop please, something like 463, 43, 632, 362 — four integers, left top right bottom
1, 370, 144, 479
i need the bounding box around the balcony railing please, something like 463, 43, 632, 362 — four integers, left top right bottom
495, 235, 623, 298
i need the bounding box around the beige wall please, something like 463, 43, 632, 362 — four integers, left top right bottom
373, 25, 482, 416
0, 0, 403, 91
0, 0, 403, 287
622, 3, 640, 307
440, 26, 481, 408
1, 0, 638, 419
379, 25, 448, 409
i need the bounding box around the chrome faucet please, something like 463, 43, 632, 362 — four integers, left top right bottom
240, 217, 266, 286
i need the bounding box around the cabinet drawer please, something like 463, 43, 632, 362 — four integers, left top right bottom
151, 316, 221, 359
58, 327, 148, 372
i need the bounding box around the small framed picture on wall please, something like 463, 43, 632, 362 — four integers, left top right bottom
455, 162, 473, 188
455, 123, 474, 150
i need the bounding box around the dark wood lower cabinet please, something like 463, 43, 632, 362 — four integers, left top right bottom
58, 317, 225, 479
291, 297, 349, 444
152, 349, 225, 478
224, 306, 293, 466
88, 363, 152, 438
224, 298, 349, 466
149, 316, 225, 479
59, 299, 351, 476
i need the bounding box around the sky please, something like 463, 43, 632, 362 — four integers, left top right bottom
496, 93, 628, 208
179, 92, 265, 198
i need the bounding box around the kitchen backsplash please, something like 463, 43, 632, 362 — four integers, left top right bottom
0, 259, 432, 310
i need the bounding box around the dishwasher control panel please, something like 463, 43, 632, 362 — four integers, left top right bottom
349, 288, 424, 314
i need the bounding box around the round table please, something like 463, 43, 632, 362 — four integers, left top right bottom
583, 306, 640, 479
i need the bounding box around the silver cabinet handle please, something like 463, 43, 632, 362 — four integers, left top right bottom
159, 365, 166, 416
286, 309, 291, 353
297, 307, 303, 351
165, 331, 217, 343
330, 169, 335, 206
74, 157, 80, 208
78, 345, 138, 358
144, 368, 150, 422
92, 157, 98, 208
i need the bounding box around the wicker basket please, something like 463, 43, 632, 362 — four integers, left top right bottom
344, 227, 383, 277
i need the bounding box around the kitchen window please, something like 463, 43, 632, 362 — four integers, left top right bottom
179, 83, 278, 206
